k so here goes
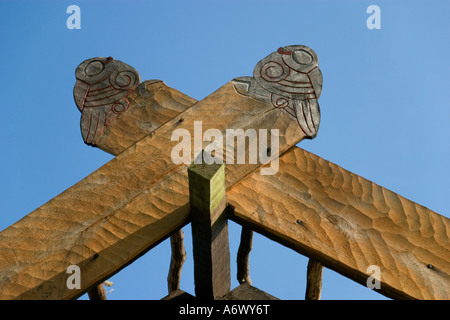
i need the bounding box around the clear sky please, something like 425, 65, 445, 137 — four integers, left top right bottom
0, 0, 449, 300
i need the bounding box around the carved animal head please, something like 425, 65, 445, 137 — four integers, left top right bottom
73, 57, 141, 145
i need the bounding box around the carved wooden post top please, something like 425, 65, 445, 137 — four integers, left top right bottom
234, 45, 323, 139
73, 56, 197, 155
73, 57, 141, 146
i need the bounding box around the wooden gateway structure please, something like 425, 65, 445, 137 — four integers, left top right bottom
0, 46, 449, 300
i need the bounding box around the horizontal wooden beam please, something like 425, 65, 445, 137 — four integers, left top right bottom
227, 146, 450, 300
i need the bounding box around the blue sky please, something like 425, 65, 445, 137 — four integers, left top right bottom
0, 0, 449, 300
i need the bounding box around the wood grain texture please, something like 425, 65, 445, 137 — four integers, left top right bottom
97, 80, 197, 155
0, 81, 307, 300
189, 162, 230, 299
161, 289, 195, 301
94, 80, 195, 295
219, 283, 279, 300
237, 226, 253, 285
167, 228, 187, 293
87, 283, 107, 300
74, 57, 141, 145
305, 259, 323, 300
228, 146, 450, 300
234, 45, 322, 139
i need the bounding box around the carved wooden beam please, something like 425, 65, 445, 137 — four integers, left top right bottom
0, 45, 319, 299
73, 57, 197, 155
227, 146, 450, 300
96, 79, 197, 156
73, 57, 142, 146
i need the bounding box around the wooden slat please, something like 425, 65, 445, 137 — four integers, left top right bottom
0, 82, 307, 300
227, 146, 450, 300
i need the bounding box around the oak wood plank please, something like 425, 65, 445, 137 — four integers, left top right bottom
227, 146, 450, 300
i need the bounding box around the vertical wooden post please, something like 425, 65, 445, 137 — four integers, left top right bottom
87, 284, 107, 300
237, 226, 253, 285
305, 258, 323, 300
167, 229, 187, 293
188, 160, 230, 299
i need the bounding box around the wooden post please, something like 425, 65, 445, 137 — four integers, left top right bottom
167, 228, 187, 293
237, 226, 253, 285
305, 258, 323, 300
188, 158, 230, 299
87, 284, 107, 300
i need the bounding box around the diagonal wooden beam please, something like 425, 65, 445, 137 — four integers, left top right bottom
227, 146, 450, 300
0, 79, 197, 300
95, 79, 197, 156
87, 79, 197, 297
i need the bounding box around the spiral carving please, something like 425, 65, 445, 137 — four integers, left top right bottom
234, 45, 323, 138
259, 61, 289, 83
110, 70, 140, 90
111, 101, 128, 114
271, 94, 296, 120
73, 57, 141, 145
